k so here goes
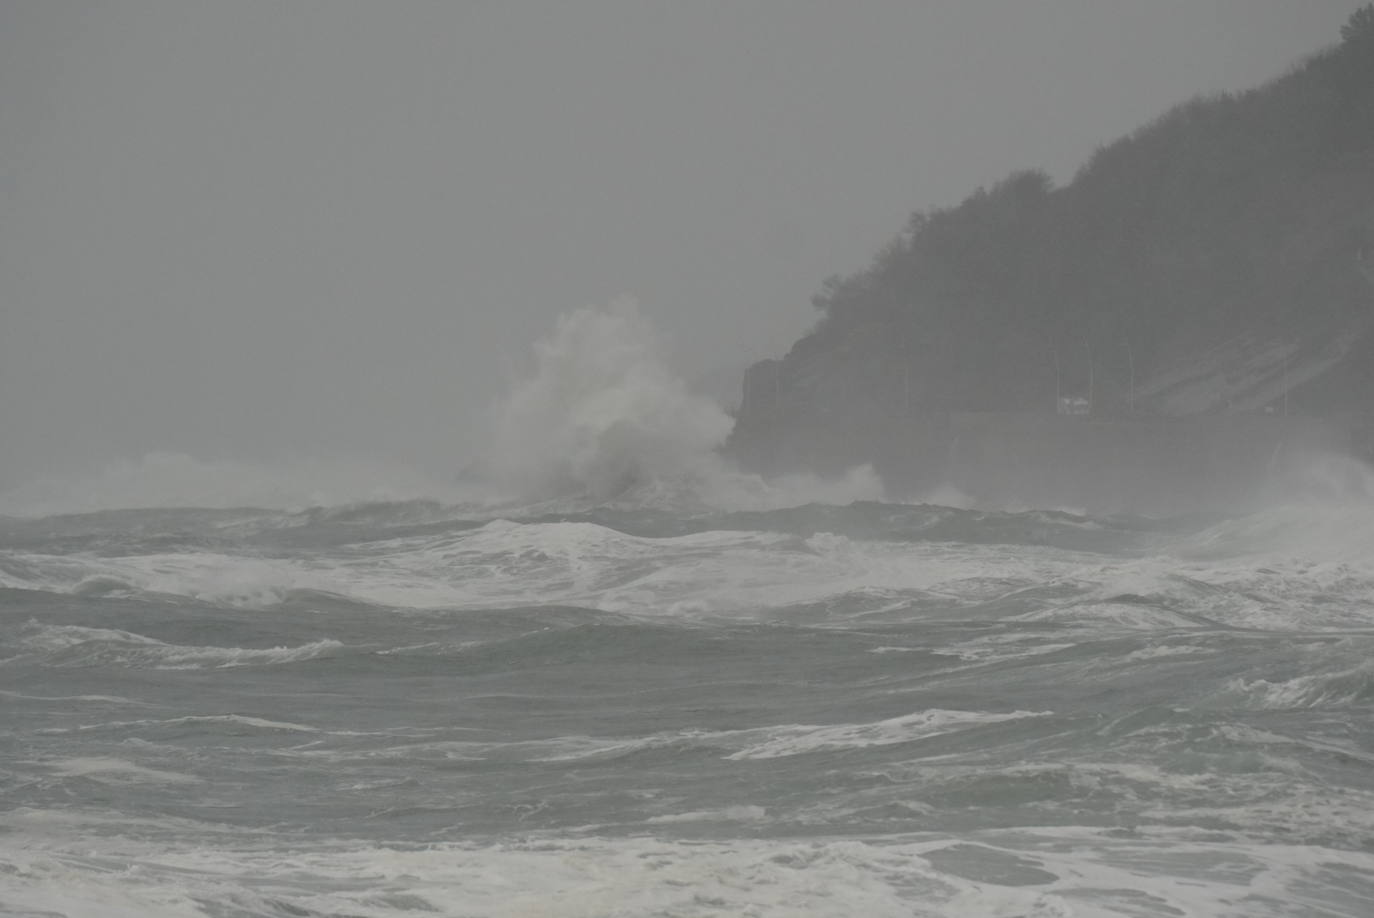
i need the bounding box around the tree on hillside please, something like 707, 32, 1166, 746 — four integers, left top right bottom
1341, 4, 1374, 45
765, 11, 1374, 427
1333, 3, 1374, 149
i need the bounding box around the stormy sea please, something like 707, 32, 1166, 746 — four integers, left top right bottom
4, 308, 1374, 917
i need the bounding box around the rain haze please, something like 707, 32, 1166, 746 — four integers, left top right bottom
9, 5, 1374, 915
0, 0, 1364, 493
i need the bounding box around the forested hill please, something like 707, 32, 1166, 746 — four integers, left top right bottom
729, 8, 1374, 474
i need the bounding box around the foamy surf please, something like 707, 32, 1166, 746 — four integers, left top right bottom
6, 493, 1374, 916
5, 307, 1374, 917
4, 824, 1373, 918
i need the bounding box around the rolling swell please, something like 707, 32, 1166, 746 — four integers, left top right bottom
528, 500, 1187, 553
4, 492, 1374, 916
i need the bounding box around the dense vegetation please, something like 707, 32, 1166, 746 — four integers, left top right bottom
782, 8, 1374, 419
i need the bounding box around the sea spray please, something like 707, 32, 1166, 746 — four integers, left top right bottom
486, 299, 884, 508
488, 299, 734, 500
0, 304, 883, 517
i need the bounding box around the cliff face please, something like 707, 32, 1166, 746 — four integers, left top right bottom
728, 16, 1374, 505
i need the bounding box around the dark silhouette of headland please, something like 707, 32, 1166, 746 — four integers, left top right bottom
729, 7, 1374, 513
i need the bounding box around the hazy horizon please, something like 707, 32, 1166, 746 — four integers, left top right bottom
1, 0, 1365, 492
7, 9, 1374, 912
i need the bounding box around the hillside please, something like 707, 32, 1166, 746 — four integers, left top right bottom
728, 9, 1374, 501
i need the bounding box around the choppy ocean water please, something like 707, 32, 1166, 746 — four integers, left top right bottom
3, 495, 1374, 917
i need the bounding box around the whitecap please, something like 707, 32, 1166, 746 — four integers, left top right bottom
726, 709, 1050, 760
48, 757, 199, 785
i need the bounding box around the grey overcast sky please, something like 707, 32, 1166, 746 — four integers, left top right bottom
0, 1, 1364, 488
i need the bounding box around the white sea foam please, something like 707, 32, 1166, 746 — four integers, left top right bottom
96, 518, 1065, 617
16, 624, 342, 670
726, 709, 1050, 760
2, 494, 920, 621
505, 713, 1019, 766
1, 550, 327, 607
9, 481, 1373, 633
331, 710, 1048, 768
644, 805, 769, 824
3, 823, 1372, 918
940, 638, 1079, 663
48, 757, 200, 785
1180, 497, 1374, 566
17, 500, 1368, 634
20, 623, 163, 649
0, 690, 148, 705
1227, 655, 1374, 710
36, 714, 322, 736
1121, 643, 1213, 662
1028, 545, 1374, 632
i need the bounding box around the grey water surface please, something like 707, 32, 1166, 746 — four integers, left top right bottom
3, 499, 1374, 916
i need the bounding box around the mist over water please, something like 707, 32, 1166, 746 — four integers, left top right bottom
7, 3, 1374, 914
0, 453, 478, 519
1, 303, 883, 520
4, 301, 1374, 916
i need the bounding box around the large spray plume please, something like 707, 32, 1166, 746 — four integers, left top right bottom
485, 300, 883, 508
487, 300, 734, 500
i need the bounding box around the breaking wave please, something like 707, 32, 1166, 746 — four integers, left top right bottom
12, 623, 343, 670
484, 299, 883, 509
487, 299, 734, 500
